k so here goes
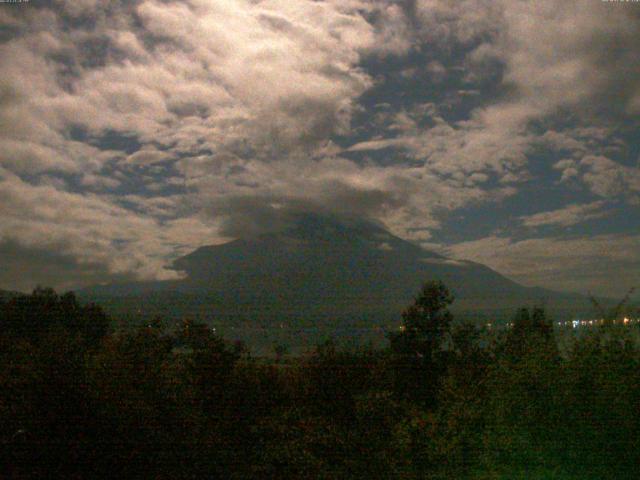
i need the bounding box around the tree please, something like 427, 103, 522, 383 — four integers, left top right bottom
504, 306, 555, 359
389, 281, 454, 358
0, 287, 109, 346
273, 342, 290, 364
388, 280, 454, 406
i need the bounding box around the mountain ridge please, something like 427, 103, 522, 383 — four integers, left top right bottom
80, 213, 592, 319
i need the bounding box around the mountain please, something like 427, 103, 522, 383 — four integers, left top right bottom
79, 213, 594, 350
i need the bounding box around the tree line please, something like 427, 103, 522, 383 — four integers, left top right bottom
1, 283, 639, 478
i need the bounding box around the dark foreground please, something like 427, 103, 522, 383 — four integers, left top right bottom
1, 284, 639, 479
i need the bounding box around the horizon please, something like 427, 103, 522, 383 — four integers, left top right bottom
1, 1, 639, 297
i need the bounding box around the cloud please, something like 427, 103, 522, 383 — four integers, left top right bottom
448, 234, 640, 297
0, 239, 121, 293
347, 102, 533, 185
580, 156, 640, 200
0, 170, 225, 289
353, 0, 640, 172
553, 155, 640, 203
0, 0, 638, 293
0, 0, 386, 286
482, 0, 640, 117
2, 0, 380, 163
519, 201, 608, 228
125, 147, 173, 166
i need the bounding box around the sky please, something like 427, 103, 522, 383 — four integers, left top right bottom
0, 0, 639, 297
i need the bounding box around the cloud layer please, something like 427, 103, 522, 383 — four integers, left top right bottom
1, 0, 639, 295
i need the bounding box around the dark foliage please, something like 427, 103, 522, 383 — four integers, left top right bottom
388, 280, 454, 406
0, 287, 109, 346
1, 284, 639, 478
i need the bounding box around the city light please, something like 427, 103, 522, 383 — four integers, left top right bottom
482, 316, 640, 330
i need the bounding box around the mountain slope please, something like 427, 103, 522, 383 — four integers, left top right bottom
80, 213, 591, 324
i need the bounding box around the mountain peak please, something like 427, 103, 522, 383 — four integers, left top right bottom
264, 211, 390, 243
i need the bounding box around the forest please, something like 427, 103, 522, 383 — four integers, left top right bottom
1, 282, 639, 479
